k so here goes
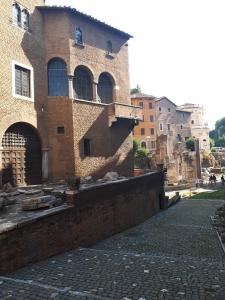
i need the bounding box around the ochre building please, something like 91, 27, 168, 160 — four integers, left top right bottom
0, 1, 142, 186
131, 93, 156, 152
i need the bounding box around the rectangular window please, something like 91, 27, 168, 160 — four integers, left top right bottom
167, 124, 170, 131
151, 141, 156, 148
12, 60, 34, 100
139, 102, 144, 108
159, 123, 163, 131
150, 128, 154, 135
84, 138, 91, 156
149, 115, 154, 122
15, 65, 30, 97
141, 128, 145, 135
149, 102, 153, 109
57, 126, 65, 134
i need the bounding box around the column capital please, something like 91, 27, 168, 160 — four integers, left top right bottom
93, 80, 98, 85
68, 75, 74, 81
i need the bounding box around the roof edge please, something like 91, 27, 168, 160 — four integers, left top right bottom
37, 6, 133, 40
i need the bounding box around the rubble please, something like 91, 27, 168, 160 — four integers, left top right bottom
21, 195, 58, 211
103, 172, 119, 182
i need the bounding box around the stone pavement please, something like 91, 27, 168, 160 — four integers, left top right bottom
1, 199, 225, 300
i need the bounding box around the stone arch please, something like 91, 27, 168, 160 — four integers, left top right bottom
1, 122, 42, 186
73, 65, 94, 101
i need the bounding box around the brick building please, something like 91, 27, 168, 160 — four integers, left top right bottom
0, 1, 142, 186
131, 93, 156, 152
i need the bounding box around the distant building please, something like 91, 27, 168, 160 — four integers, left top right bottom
178, 103, 210, 153
155, 97, 210, 183
131, 93, 157, 152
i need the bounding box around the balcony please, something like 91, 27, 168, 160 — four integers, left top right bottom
108, 102, 143, 127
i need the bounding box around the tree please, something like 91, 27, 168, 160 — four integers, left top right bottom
130, 84, 141, 95
215, 117, 225, 137
215, 137, 225, 147
186, 137, 195, 151
133, 139, 139, 154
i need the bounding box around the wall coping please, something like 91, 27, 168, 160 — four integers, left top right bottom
0, 171, 163, 235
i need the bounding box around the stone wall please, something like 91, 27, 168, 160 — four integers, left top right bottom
0, 172, 165, 275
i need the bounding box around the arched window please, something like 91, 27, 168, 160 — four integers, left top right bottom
97, 73, 114, 104
73, 66, 93, 100
107, 40, 113, 53
48, 58, 68, 96
75, 28, 83, 44
141, 141, 146, 148
22, 9, 29, 30
12, 3, 21, 25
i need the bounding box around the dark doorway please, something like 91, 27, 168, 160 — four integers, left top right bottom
2, 123, 42, 186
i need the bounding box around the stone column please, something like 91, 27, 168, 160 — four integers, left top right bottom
92, 80, 98, 102
195, 138, 202, 179
68, 75, 74, 99
42, 148, 49, 181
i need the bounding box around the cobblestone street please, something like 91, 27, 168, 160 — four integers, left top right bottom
1, 199, 225, 300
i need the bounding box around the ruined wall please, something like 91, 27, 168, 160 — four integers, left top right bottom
0, 172, 165, 275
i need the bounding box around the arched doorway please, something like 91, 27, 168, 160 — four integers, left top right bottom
1, 123, 42, 186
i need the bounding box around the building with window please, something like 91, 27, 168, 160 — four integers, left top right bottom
131, 93, 157, 152
155, 97, 210, 183
0, 1, 142, 186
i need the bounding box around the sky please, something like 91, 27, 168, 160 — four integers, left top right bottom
46, 0, 225, 129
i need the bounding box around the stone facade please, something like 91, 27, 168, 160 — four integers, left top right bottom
131, 93, 157, 152
0, 2, 141, 185
178, 103, 210, 153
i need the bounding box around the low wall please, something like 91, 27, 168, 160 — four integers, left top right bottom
0, 172, 165, 274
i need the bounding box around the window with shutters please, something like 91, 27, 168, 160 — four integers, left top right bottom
12, 61, 34, 100
15, 65, 30, 97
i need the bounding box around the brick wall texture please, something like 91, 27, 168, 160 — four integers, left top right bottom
0, 1, 135, 184
0, 172, 165, 274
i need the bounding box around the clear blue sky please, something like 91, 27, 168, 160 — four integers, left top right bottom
46, 0, 225, 129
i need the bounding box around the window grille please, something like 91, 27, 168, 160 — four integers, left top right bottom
74, 66, 92, 100
15, 65, 30, 97
48, 58, 68, 96
97, 73, 113, 104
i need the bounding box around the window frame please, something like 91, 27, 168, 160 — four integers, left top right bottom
149, 115, 154, 122
75, 27, 83, 45
159, 123, 163, 131
141, 128, 145, 135
83, 138, 91, 156
12, 60, 34, 101
150, 128, 155, 135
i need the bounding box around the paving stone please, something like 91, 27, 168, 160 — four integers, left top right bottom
1, 199, 225, 299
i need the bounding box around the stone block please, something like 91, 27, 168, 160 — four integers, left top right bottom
21, 195, 57, 211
